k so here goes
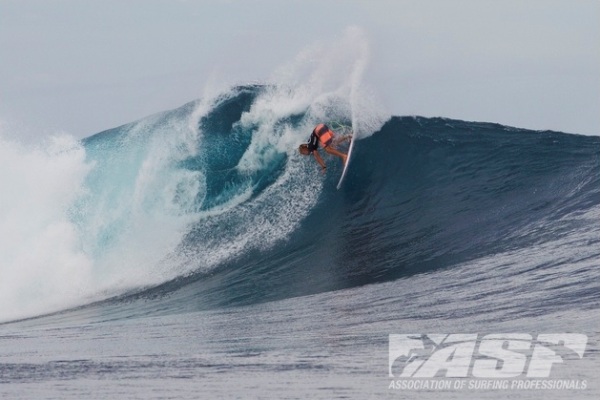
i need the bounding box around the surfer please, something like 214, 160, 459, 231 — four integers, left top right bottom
298, 123, 350, 173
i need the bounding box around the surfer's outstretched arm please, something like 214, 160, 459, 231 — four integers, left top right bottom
313, 151, 327, 172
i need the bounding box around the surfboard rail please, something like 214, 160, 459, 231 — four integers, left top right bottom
336, 134, 355, 189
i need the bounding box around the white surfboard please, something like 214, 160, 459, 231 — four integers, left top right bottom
336, 136, 355, 189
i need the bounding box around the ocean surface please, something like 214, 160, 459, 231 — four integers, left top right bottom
1, 84, 599, 399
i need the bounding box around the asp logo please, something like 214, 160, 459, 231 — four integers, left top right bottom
389, 334, 587, 378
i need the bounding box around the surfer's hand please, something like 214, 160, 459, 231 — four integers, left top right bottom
321, 166, 327, 174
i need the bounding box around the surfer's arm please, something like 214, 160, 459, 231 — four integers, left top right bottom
313, 151, 327, 172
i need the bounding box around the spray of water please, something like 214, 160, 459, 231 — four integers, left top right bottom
0, 27, 388, 322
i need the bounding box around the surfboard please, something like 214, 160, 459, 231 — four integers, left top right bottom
336, 136, 355, 189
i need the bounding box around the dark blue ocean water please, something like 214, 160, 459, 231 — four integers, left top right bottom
1, 85, 599, 399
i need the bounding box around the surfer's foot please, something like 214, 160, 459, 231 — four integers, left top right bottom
342, 154, 348, 165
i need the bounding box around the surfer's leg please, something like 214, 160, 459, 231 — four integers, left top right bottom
324, 146, 347, 165
332, 134, 351, 146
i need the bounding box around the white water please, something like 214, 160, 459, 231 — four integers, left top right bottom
0, 134, 94, 322
0, 108, 206, 323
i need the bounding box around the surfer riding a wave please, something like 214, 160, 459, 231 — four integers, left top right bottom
298, 124, 351, 173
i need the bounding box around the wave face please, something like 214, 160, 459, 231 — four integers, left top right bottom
2, 84, 599, 323
145, 104, 599, 316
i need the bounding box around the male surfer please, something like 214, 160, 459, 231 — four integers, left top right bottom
298, 123, 350, 173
